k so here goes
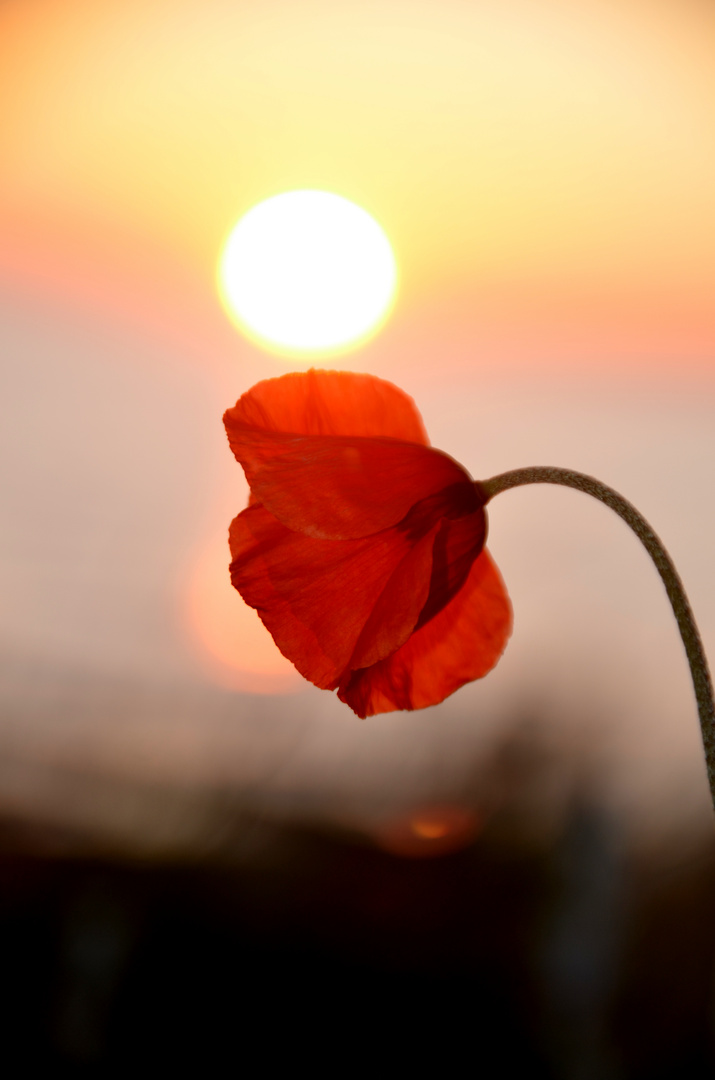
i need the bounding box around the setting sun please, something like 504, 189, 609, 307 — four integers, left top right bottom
217, 190, 397, 357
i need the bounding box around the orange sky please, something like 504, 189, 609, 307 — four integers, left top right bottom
1, 0, 714, 370
1, 0, 714, 701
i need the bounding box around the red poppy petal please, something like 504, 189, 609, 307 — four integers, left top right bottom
227, 369, 428, 444
350, 506, 487, 669
223, 427, 471, 539
228, 505, 439, 689
347, 523, 439, 670
415, 510, 487, 630
338, 550, 512, 718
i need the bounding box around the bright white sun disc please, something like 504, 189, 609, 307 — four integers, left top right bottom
218, 191, 397, 354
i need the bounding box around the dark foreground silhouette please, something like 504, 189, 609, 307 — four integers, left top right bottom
2, 795, 715, 1078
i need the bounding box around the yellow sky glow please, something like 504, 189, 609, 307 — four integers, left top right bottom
1, 0, 714, 335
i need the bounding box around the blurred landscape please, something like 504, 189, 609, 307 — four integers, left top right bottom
1, 0, 715, 1072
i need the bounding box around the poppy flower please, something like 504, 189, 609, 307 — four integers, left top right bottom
223, 369, 511, 717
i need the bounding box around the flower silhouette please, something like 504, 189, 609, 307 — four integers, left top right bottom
223, 369, 511, 717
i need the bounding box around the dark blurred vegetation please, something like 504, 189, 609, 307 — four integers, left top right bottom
2, 787, 715, 1076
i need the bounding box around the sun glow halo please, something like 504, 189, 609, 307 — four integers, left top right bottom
218, 191, 397, 357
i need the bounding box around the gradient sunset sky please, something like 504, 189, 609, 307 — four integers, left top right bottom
1, 0, 714, 834
2, 0, 714, 371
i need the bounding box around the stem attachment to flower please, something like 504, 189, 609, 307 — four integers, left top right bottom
481, 466, 715, 812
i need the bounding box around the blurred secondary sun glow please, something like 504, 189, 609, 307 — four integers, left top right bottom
375, 805, 482, 858
218, 191, 397, 357
186, 537, 300, 695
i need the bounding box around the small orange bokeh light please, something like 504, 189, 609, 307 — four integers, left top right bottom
185, 535, 301, 695
410, 817, 452, 840
374, 804, 482, 858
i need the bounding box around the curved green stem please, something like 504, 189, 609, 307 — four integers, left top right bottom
480, 466, 715, 812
